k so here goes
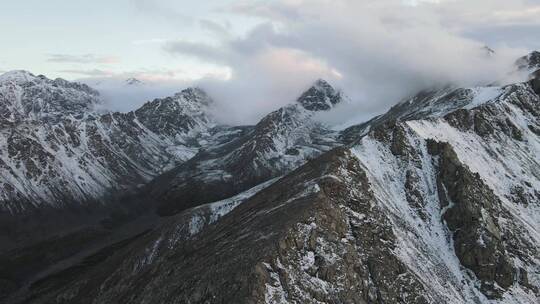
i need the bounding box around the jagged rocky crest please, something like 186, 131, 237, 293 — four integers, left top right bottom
0, 52, 539, 304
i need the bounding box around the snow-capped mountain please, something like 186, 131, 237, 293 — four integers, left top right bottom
0, 70, 100, 122
341, 85, 505, 143
146, 79, 343, 216
0, 72, 218, 213
1, 52, 539, 304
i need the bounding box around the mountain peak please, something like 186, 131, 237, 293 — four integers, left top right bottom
297, 79, 342, 111
516, 50, 540, 70
0, 70, 37, 83
481, 45, 495, 57
0, 70, 101, 121
125, 77, 144, 86
177, 87, 212, 106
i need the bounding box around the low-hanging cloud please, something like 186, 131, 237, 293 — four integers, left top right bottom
161, 0, 534, 126
78, 72, 196, 112
48, 54, 120, 65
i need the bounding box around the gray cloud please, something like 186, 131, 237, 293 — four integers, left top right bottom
75, 68, 202, 112
86, 79, 192, 113
163, 41, 230, 64
130, 0, 193, 25
199, 19, 232, 38
161, 0, 534, 126
59, 69, 113, 77
463, 24, 540, 50
48, 54, 120, 64
226, 1, 302, 22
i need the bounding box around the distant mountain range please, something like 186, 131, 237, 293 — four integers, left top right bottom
0, 51, 539, 303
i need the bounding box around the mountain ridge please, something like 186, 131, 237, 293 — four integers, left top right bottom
0, 52, 539, 303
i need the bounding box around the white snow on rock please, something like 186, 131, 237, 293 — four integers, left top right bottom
464, 86, 503, 109
0, 73, 219, 212
343, 80, 540, 303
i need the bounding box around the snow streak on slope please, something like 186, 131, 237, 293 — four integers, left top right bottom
464, 87, 503, 109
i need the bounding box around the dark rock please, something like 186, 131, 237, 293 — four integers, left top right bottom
297, 79, 342, 111
531, 69, 540, 95
432, 141, 516, 298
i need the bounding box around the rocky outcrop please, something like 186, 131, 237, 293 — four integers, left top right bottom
428, 140, 515, 298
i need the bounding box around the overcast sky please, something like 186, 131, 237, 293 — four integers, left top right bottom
1, 0, 539, 124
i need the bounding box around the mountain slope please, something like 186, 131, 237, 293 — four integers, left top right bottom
0, 70, 100, 122
0, 73, 220, 213
146, 80, 343, 216
4, 68, 539, 303
517, 51, 540, 71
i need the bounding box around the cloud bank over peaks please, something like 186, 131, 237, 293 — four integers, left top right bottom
161, 0, 531, 126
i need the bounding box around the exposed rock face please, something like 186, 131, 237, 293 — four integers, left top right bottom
428, 140, 515, 297
9, 86, 540, 301
297, 79, 343, 111
0, 72, 235, 254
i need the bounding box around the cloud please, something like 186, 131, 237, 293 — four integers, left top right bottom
82, 77, 193, 113
131, 38, 169, 45
129, 0, 193, 25
200, 47, 343, 125
226, 0, 302, 22
48, 54, 120, 64
72, 67, 232, 112
160, 0, 533, 126
59, 69, 114, 77
463, 23, 540, 50
199, 19, 232, 38
163, 41, 229, 65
